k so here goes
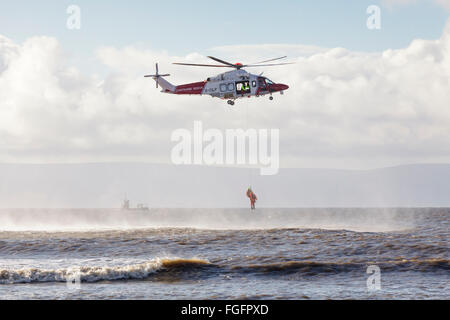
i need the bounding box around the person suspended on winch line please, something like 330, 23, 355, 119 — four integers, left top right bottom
246, 187, 258, 210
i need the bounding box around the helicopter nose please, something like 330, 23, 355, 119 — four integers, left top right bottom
273, 83, 289, 91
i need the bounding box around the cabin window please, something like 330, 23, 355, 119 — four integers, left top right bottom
252, 81, 256, 87
236, 81, 251, 94
220, 84, 227, 92
227, 83, 234, 91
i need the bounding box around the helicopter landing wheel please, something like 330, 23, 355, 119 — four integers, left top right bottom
269, 96, 274, 101
227, 100, 235, 106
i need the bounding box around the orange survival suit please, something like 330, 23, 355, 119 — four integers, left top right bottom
246, 188, 258, 210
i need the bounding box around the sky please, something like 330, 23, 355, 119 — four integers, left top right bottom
0, 1, 449, 71
0, 0, 450, 169
0, 1, 449, 54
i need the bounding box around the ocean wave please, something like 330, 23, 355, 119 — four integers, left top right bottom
0, 258, 210, 284
1, 257, 447, 285
230, 259, 450, 274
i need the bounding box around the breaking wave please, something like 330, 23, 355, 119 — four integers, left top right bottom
1, 257, 447, 285
0, 258, 210, 284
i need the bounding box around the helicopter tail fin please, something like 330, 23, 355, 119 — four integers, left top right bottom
154, 76, 176, 93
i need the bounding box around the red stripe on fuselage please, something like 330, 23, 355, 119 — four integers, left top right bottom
174, 81, 206, 95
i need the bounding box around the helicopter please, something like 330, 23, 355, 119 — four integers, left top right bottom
144, 56, 293, 105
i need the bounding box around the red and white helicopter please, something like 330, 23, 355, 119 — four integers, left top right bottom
145, 56, 293, 105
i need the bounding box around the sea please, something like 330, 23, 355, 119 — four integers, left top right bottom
0, 208, 448, 299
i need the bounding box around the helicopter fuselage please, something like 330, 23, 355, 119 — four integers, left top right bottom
160, 69, 289, 102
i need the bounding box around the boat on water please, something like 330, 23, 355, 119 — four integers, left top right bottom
121, 196, 150, 211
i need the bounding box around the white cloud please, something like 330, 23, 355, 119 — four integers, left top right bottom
1, 19, 450, 169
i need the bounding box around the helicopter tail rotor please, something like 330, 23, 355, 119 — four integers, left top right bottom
144, 63, 170, 89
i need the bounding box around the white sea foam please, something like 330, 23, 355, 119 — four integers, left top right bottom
0, 257, 209, 284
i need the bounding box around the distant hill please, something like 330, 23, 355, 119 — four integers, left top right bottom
0, 163, 449, 208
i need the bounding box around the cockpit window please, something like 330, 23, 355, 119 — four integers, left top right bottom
257, 78, 266, 88
265, 78, 274, 86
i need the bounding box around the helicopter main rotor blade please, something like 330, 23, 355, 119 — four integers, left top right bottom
247, 56, 288, 65
244, 62, 296, 67
207, 56, 236, 67
173, 62, 234, 68
144, 74, 170, 77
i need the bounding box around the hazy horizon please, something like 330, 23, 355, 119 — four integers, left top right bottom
1, 162, 449, 208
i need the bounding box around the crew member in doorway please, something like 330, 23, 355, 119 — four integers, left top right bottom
246, 187, 258, 210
